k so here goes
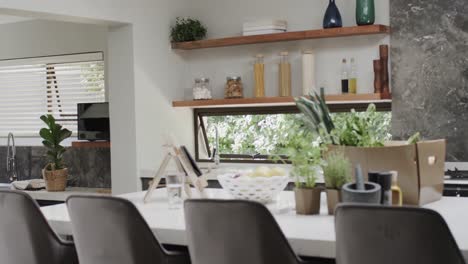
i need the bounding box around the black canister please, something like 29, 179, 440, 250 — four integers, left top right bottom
378, 172, 393, 205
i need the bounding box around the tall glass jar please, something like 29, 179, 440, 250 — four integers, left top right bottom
224, 76, 244, 99
193, 78, 212, 100
278, 52, 291, 97
253, 54, 265, 98
356, 0, 375, 26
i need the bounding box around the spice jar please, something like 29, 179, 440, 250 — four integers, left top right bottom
193, 78, 212, 100
224, 76, 243, 99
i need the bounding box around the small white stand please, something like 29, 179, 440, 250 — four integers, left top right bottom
143, 144, 208, 203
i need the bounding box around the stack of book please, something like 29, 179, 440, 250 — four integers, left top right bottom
242, 20, 287, 36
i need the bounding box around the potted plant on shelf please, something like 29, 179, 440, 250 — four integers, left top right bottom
40, 115, 72, 192
170, 17, 207, 43
322, 150, 351, 214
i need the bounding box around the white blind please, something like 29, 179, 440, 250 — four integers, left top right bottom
0, 52, 105, 137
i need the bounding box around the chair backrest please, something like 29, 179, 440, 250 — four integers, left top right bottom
335, 204, 466, 264
0, 190, 77, 264
67, 195, 172, 264
184, 199, 301, 264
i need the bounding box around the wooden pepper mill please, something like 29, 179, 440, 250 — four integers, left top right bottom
373, 59, 382, 93
379, 45, 390, 98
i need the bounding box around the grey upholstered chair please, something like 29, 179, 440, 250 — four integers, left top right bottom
184, 199, 316, 264
66, 195, 190, 264
0, 190, 78, 264
335, 204, 466, 264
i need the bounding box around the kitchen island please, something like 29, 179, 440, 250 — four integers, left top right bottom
41, 188, 468, 259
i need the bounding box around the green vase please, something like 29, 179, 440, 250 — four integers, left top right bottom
356, 0, 375, 25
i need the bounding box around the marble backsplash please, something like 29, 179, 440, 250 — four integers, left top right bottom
0, 146, 111, 188
390, 0, 468, 161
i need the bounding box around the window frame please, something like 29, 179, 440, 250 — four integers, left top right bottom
0, 52, 105, 137
194, 102, 392, 164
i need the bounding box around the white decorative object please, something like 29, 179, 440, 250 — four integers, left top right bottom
302, 50, 317, 95
217, 173, 290, 203
242, 19, 287, 36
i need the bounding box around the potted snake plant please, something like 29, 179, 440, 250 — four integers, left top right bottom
40, 115, 72, 192
322, 150, 351, 214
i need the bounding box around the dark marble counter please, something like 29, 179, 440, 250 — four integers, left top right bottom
0, 146, 111, 188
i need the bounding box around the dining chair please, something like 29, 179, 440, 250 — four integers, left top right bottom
66, 195, 190, 264
0, 190, 78, 264
335, 204, 466, 264
184, 199, 318, 264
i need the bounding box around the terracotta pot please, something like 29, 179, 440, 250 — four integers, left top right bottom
326, 189, 342, 215
42, 168, 68, 192
294, 188, 321, 215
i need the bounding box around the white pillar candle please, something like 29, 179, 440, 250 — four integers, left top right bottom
302, 50, 317, 96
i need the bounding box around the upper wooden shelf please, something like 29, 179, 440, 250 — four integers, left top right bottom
172, 93, 391, 108
171, 25, 390, 50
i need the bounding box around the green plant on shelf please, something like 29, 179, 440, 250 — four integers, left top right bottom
170, 17, 207, 42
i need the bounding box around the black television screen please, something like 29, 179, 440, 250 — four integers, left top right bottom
77, 102, 110, 141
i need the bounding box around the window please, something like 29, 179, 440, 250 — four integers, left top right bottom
195, 103, 392, 163
0, 52, 105, 136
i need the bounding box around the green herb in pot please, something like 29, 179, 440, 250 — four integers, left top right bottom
170, 17, 207, 42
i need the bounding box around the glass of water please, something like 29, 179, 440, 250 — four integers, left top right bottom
166, 172, 185, 209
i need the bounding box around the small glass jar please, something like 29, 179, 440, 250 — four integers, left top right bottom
224, 76, 244, 99
193, 78, 212, 100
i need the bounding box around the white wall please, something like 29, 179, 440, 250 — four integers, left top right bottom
0, 0, 193, 194
0, 19, 107, 60
180, 0, 390, 98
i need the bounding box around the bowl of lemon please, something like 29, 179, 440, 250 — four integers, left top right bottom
217, 167, 290, 204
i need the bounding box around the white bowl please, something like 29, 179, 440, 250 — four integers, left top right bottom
217, 173, 290, 204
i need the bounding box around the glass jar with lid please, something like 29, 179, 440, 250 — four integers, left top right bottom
224, 76, 244, 99
193, 78, 212, 100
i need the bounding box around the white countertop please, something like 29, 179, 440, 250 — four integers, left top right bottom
23, 187, 110, 201
41, 188, 468, 258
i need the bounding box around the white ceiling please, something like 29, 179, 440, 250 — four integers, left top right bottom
0, 15, 33, 24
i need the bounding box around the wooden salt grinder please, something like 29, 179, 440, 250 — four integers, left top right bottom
379, 45, 390, 95
373, 59, 382, 93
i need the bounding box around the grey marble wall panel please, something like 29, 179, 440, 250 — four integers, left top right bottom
390, 0, 468, 161
0, 146, 111, 188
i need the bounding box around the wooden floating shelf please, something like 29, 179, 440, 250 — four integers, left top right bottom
172, 93, 391, 108
71, 141, 111, 148
172, 25, 390, 50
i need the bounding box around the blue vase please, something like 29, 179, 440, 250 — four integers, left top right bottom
323, 0, 343, 29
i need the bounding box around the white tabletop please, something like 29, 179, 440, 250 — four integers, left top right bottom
41, 188, 468, 259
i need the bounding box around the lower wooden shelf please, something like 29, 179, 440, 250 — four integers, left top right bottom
172, 93, 391, 108
71, 141, 111, 148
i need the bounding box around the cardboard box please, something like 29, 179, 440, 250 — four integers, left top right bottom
329, 140, 446, 206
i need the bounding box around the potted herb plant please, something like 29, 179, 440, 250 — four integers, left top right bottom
170, 17, 207, 43
322, 150, 351, 215
287, 137, 324, 215
40, 115, 72, 192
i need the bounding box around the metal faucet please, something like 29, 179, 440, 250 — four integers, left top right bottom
209, 126, 220, 166
7, 132, 17, 182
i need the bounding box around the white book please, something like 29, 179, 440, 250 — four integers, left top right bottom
243, 29, 286, 36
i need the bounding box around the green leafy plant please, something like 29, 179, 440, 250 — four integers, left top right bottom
270, 116, 324, 189
296, 92, 391, 147
322, 150, 351, 189
39, 115, 72, 170
170, 17, 207, 42
332, 104, 391, 147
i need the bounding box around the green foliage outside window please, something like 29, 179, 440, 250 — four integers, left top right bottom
205, 111, 391, 157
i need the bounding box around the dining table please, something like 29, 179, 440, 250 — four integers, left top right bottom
41, 188, 468, 259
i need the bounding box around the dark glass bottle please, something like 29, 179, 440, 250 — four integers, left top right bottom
356, 0, 375, 25
323, 0, 343, 29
